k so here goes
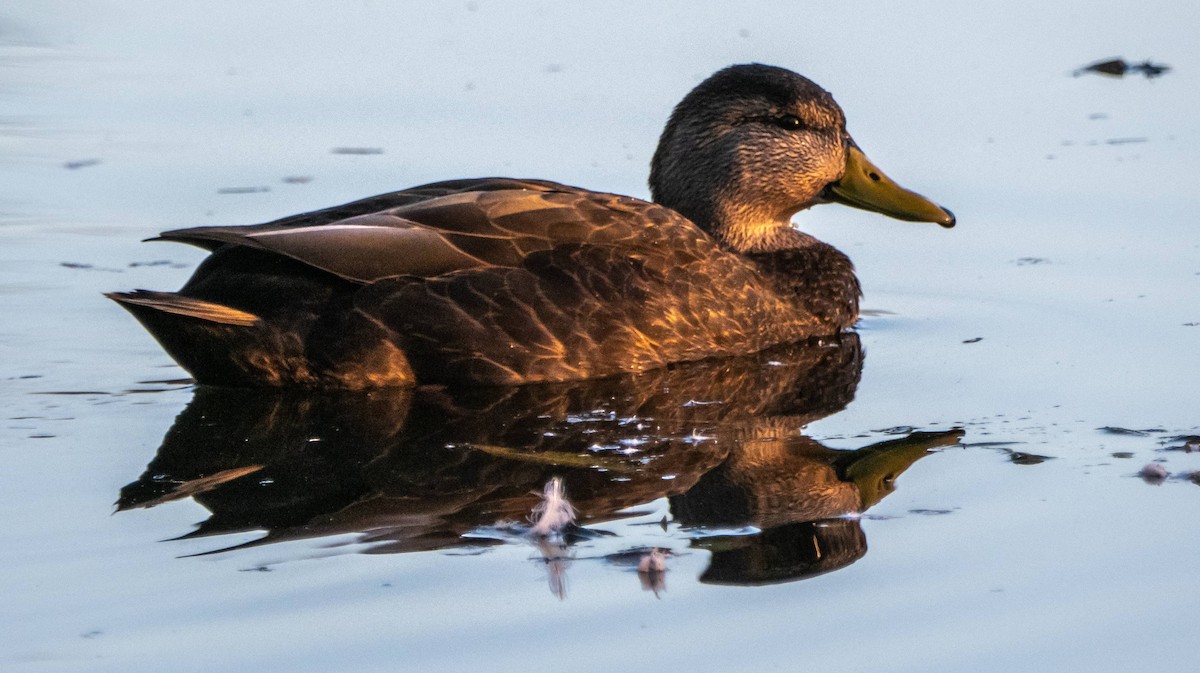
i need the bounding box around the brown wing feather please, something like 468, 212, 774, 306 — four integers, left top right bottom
155, 180, 712, 284
156, 178, 581, 249
246, 220, 497, 282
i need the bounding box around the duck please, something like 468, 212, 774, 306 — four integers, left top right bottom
107, 63, 954, 388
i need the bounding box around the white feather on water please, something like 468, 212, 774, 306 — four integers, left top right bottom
530, 476, 577, 537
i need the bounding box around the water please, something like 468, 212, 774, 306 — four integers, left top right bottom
3, 2, 1199, 671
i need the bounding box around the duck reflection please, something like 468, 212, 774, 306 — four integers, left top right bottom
119, 334, 960, 588
674, 430, 959, 585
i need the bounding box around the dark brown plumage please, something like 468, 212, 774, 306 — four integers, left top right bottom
108, 64, 953, 387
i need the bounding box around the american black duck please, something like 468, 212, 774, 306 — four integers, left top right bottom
108, 63, 954, 387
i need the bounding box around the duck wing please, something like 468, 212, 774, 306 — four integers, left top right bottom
156, 179, 694, 284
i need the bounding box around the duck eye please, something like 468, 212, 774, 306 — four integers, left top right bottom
774, 115, 804, 130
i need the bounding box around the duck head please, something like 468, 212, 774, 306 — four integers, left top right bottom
649, 63, 954, 253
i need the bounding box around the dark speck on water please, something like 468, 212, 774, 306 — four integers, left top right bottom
1073, 58, 1172, 79
217, 186, 270, 194
330, 147, 384, 155
1099, 426, 1166, 437
60, 262, 121, 272
962, 337, 983, 344
63, 158, 102, 170
1007, 451, 1053, 465
875, 426, 917, 435
128, 260, 188, 269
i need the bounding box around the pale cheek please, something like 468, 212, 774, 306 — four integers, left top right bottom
821, 141, 847, 182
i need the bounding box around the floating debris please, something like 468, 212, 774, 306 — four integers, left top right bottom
1138, 462, 1169, 484
530, 476, 576, 537
63, 158, 102, 170
637, 547, 668, 574
128, 260, 188, 269
1074, 58, 1129, 77
638, 548, 669, 595
281, 175, 313, 184
1098, 426, 1165, 437
1132, 61, 1171, 78
1007, 450, 1053, 465
962, 337, 983, 344
217, 186, 270, 194
60, 262, 121, 272
1161, 435, 1200, 453
1073, 58, 1171, 79
1016, 257, 1049, 266
964, 441, 1023, 449
1104, 137, 1149, 146
330, 147, 384, 155
874, 426, 916, 435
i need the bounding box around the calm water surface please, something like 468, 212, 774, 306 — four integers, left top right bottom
2, 2, 1198, 672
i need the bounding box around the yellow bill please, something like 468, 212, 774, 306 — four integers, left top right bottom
826, 144, 955, 228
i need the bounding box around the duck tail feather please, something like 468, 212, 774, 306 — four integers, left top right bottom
105, 290, 260, 326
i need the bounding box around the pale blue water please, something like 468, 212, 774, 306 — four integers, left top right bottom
3, 2, 1199, 672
